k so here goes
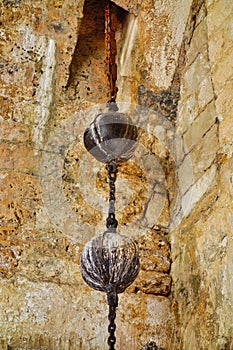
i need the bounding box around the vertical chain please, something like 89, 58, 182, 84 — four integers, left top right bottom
105, 0, 118, 102
108, 304, 117, 349
106, 288, 118, 350
104, 0, 119, 328
105, 162, 118, 349
106, 161, 118, 229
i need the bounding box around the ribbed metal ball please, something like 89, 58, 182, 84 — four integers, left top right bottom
83, 109, 138, 163
80, 230, 140, 294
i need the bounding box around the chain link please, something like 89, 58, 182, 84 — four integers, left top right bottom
106, 161, 118, 229
108, 305, 117, 349
105, 0, 118, 102
106, 287, 118, 350
105, 161, 118, 348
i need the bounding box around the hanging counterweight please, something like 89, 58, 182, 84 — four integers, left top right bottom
80, 1, 140, 349
83, 104, 138, 163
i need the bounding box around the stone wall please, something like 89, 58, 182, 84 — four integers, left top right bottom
171, 0, 233, 348
0, 0, 189, 348
0, 0, 232, 349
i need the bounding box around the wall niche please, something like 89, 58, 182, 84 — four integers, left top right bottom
66, 0, 128, 103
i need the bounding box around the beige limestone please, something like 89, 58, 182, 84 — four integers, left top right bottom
1, 0, 233, 348
181, 164, 217, 218
171, 1, 233, 349
219, 112, 233, 149
183, 101, 216, 152
208, 13, 233, 64
139, 0, 193, 91
206, 0, 233, 37
211, 47, 233, 95
186, 18, 208, 66
0, 0, 183, 348
133, 270, 172, 295
172, 160, 233, 348
189, 123, 218, 180
182, 51, 212, 98
215, 79, 233, 117
177, 15, 214, 137
177, 153, 194, 196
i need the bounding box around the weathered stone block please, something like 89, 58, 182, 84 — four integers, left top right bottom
183, 101, 216, 152
219, 112, 233, 149
19, 251, 81, 285
13, 145, 41, 175
0, 172, 41, 231
186, 19, 208, 66
172, 155, 233, 348
183, 52, 211, 97
137, 231, 171, 272
197, 74, 214, 110
142, 191, 170, 229
139, 0, 192, 90
0, 245, 20, 277
206, 0, 233, 36
177, 154, 195, 196
0, 172, 41, 202
139, 250, 170, 272
0, 61, 35, 89
12, 101, 36, 125
0, 120, 32, 143
0, 143, 14, 170
177, 94, 199, 135
0, 199, 34, 227
212, 47, 233, 94
0, 144, 41, 175
181, 164, 217, 217
189, 124, 218, 180
177, 56, 214, 136
208, 14, 233, 64
215, 79, 233, 116
134, 270, 172, 296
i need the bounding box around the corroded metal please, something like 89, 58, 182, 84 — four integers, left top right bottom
83, 103, 138, 163
106, 161, 118, 229
82, 115, 138, 349
81, 161, 140, 349
80, 231, 140, 294
80, 162, 140, 334
81, 3, 140, 348
81, 160, 139, 292
108, 306, 117, 349
105, 0, 118, 102
81, 229, 140, 350
82, 106, 138, 349
81, 230, 140, 349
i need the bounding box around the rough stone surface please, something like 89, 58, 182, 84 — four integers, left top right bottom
0, 0, 185, 348
133, 271, 172, 296
1, 0, 232, 349
137, 231, 171, 273
183, 101, 216, 152
171, 1, 233, 349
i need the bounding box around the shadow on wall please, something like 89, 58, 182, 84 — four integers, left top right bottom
66, 0, 128, 103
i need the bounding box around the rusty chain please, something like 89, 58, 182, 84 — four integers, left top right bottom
105, 5, 119, 347
105, 0, 118, 102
